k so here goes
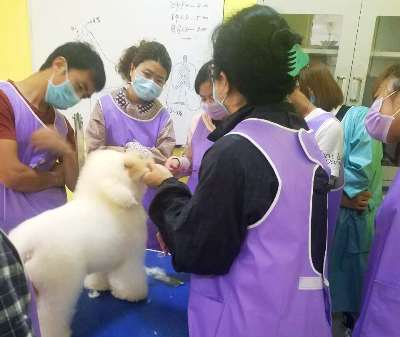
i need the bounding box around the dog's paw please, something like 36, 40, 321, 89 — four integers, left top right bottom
84, 274, 110, 291
111, 283, 148, 302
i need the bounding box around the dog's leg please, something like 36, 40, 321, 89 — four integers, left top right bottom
84, 272, 110, 291
108, 255, 148, 302
33, 259, 85, 337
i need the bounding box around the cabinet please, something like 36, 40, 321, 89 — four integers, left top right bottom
258, 0, 400, 184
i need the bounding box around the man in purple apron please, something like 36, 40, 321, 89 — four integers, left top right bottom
0, 42, 105, 336
0, 81, 69, 232
100, 94, 172, 248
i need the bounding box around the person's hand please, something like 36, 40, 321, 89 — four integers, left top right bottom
165, 156, 181, 175
342, 191, 372, 211
143, 163, 173, 187
31, 127, 72, 155
157, 232, 170, 254
49, 162, 65, 187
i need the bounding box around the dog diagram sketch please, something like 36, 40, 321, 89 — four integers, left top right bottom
70, 17, 116, 68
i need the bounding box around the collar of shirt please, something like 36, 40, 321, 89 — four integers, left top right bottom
304, 107, 331, 122
115, 86, 155, 115
208, 102, 308, 142
331, 105, 341, 116
8, 80, 56, 124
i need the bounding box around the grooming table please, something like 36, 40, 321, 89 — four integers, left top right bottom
72, 250, 189, 337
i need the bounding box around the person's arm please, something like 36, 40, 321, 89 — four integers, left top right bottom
343, 110, 375, 199
30, 125, 77, 191
85, 101, 107, 153
315, 119, 344, 179
0, 92, 64, 192
165, 114, 201, 176
178, 114, 201, 174
148, 118, 176, 164
61, 119, 79, 191
146, 136, 277, 275
0, 140, 64, 193
148, 147, 246, 275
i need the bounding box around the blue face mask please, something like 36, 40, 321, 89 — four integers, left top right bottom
45, 69, 80, 110
132, 72, 162, 102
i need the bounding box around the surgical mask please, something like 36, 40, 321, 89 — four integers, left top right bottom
365, 90, 400, 143
201, 101, 228, 120
45, 66, 80, 109
132, 71, 162, 102
310, 94, 317, 105
212, 81, 229, 117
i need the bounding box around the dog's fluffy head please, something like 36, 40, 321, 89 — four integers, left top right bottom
74, 150, 153, 208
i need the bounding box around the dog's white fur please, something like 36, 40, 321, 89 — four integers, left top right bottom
10, 150, 151, 337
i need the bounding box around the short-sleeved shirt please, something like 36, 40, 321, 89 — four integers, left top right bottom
0, 81, 75, 148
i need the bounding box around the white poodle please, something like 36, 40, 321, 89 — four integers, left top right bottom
10, 150, 152, 337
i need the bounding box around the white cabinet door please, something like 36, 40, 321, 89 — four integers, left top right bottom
348, 0, 400, 107
350, 0, 400, 173
257, 0, 363, 101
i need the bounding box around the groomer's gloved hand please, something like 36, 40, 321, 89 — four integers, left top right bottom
143, 163, 173, 187
125, 141, 153, 159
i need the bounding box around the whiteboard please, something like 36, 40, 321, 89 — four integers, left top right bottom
29, 0, 224, 144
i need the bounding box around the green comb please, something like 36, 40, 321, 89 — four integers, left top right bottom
288, 44, 310, 77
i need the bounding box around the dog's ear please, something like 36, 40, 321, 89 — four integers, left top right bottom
99, 178, 139, 208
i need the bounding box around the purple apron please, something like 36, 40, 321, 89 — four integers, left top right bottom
307, 112, 344, 249
188, 118, 332, 337
0, 81, 67, 234
186, 115, 213, 192
100, 94, 171, 249
353, 170, 400, 337
0, 81, 69, 337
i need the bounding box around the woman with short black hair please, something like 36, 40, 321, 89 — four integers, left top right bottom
144, 5, 332, 337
